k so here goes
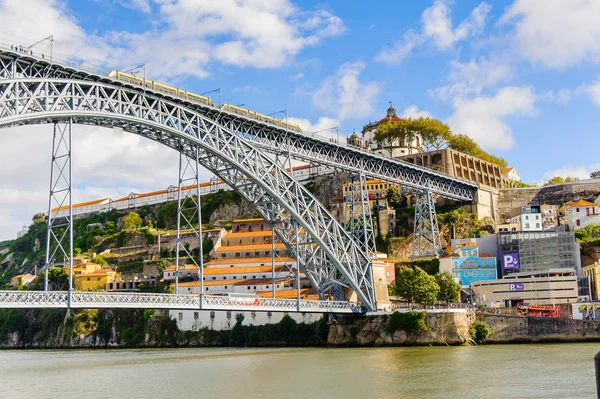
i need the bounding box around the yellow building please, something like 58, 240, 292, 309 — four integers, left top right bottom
74, 269, 117, 291
63, 262, 103, 276
583, 262, 600, 300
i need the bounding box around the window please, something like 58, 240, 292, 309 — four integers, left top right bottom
194, 312, 199, 320
536, 223, 540, 228
577, 219, 581, 226
525, 223, 530, 229
178, 312, 183, 321
525, 215, 529, 220
464, 271, 468, 277
212, 277, 216, 280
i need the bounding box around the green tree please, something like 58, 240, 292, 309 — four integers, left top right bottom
122, 212, 142, 230
591, 171, 600, 179
374, 121, 416, 156
565, 177, 580, 182
93, 254, 108, 266
394, 266, 440, 304
32, 212, 46, 225
447, 133, 479, 155
386, 185, 404, 209
544, 176, 564, 186
411, 117, 453, 150
436, 271, 461, 303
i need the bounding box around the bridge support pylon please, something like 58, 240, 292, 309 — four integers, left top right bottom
44, 119, 74, 292
175, 147, 203, 298
411, 190, 442, 258
344, 173, 377, 259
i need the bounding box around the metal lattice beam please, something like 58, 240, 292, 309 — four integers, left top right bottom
0, 78, 375, 310
44, 119, 73, 292
175, 148, 204, 295
344, 173, 376, 260
0, 48, 477, 202
411, 191, 442, 257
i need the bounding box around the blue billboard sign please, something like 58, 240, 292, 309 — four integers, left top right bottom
503, 253, 520, 270
509, 283, 525, 292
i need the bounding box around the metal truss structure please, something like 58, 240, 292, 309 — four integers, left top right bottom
0, 291, 362, 313
411, 191, 442, 257
0, 78, 375, 311
43, 119, 73, 292
344, 173, 376, 260
175, 149, 203, 296
0, 48, 478, 203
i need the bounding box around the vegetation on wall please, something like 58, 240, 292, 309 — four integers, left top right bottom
387, 311, 429, 334
470, 320, 492, 344
373, 117, 508, 167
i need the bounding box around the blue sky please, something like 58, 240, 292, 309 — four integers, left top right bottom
0, 0, 599, 239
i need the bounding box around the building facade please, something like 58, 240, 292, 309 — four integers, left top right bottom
440, 243, 497, 287
497, 231, 581, 278
361, 105, 423, 157
471, 269, 579, 307
506, 205, 543, 232
563, 200, 600, 231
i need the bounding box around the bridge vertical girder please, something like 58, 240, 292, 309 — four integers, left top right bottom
44, 119, 74, 292
344, 173, 377, 260
411, 191, 442, 257
175, 148, 203, 295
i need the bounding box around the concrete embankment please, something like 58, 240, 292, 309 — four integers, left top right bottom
477, 313, 600, 343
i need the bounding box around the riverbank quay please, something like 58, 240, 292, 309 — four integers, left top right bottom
1, 308, 600, 348
327, 310, 600, 346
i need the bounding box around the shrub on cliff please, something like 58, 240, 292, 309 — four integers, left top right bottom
470, 320, 492, 344
387, 311, 428, 334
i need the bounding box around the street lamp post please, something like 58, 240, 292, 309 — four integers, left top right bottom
27, 35, 54, 61
200, 88, 222, 107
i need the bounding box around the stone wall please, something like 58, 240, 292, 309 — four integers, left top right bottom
477, 313, 600, 343
498, 179, 600, 219
327, 311, 474, 346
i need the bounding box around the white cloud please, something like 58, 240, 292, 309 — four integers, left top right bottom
290, 72, 304, 80
287, 116, 340, 139
0, 124, 221, 240
542, 163, 600, 182
0, 0, 346, 79
375, 1, 491, 64
431, 57, 512, 100
400, 105, 432, 118
585, 79, 600, 106
422, 0, 491, 50
312, 62, 380, 121
447, 86, 536, 150
501, 0, 600, 69
374, 30, 422, 64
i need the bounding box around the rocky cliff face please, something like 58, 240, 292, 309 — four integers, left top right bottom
328, 312, 474, 346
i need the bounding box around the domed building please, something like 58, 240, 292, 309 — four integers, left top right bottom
361, 104, 423, 158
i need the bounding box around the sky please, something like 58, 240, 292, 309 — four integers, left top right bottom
0, 0, 600, 240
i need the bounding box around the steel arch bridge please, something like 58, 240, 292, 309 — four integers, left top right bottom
0, 48, 479, 313
0, 76, 376, 309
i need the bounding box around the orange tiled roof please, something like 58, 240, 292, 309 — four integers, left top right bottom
569, 200, 595, 207
204, 257, 295, 266
175, 277, 295, 288
479, 253, 495, 258
501, 167, 514, 173
203, 265, 284, 275
76, 269, 116, 277
51, 198, 110, 212
164, 264, 200, 272
215, 243, 287, 252
232, 218, 265, 222
255, 288, 317, 299
225, 231, 273, 238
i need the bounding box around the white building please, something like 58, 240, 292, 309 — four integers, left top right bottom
361, 105, 423, 158
506, 206, 543, 231
50, 164, 337, 219
564, 200, 600, 231
501, 167, 520, 183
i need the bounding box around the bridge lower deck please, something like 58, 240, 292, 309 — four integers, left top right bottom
0, 291, 363, 313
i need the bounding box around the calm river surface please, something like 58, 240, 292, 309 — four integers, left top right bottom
0, 344, 598, 399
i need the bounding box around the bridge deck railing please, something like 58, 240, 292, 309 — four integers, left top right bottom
0, 291, 363, 314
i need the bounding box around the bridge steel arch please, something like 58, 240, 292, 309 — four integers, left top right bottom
0, 78, 375, 311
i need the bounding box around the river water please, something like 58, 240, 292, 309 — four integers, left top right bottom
0, 344, 597, 399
